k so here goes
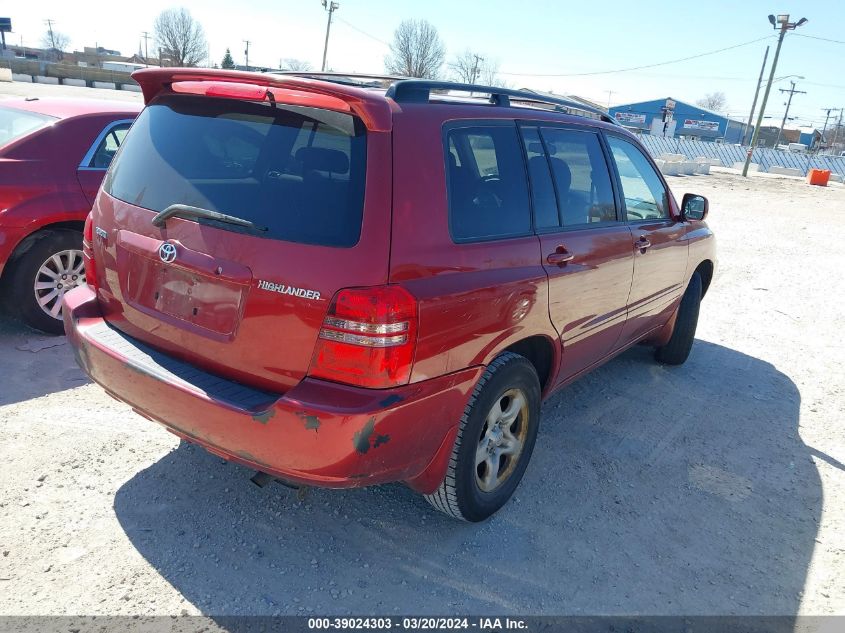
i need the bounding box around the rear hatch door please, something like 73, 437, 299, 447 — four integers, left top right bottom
92, 88, 391, 393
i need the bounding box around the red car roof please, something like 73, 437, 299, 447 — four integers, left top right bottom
0, 98, 142, 120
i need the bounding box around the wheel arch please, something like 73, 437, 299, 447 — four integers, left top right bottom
694, 259, 714, 297
503, 334, 558, 394
2, 221, 85, 275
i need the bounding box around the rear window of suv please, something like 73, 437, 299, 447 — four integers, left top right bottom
104, 94, 367, 247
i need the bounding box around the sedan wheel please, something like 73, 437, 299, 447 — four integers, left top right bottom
33, 249, 85, 321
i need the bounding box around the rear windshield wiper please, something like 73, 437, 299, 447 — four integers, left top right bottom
152, 204, 268, 232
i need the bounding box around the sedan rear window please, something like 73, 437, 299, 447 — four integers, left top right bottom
0, 106, 55, 148
104, 95, 367, 247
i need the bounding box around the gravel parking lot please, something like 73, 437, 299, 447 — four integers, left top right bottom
0, 94, 843, 616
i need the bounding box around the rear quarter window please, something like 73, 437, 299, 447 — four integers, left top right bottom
445, 124, 531, 242
0, 106, 55, 148
104, 95, 367, 247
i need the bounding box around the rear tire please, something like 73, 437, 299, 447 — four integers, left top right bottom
6, 230, 84, 335
654, 272, 702, 365
424, 352, 541, 522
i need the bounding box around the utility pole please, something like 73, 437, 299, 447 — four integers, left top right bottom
830, 108, 844, 154
470, 54, 484, 84
742, 13, 808, 177
606, 90, 615, 109
820, 107, 841, 151
45, 19, 56, 50
774, 81, 806, 147
243, 40, 250, 71
141, 31, 150, 66
321, 0, 340, 72
743, 45, 769, 145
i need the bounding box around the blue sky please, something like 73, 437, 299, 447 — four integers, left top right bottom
8, 0, 845, 127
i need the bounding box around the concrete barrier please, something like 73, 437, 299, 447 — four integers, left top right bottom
696, 162, 711, 175
768, 165, 803, 177
12, 73, 33, 83
659, 161, 680, 176
659, 153, 685, 163
62, 78, 87, 87
829, 173, 844, 183
0, 68, 12, 82
119, 84, 142, 92
92, 81, 116, 90
681, 161, 698, 175
34, 75, 60, 85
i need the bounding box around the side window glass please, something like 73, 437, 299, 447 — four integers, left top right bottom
445, 125, 530, 242
520, 127, 559, 230
90, 124, 130, 169
606, 136, 669, 220
540, 128, 618, 227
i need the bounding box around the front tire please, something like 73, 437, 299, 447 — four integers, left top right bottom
424, 352, 541, 522
6, 229, 84, 335
654, 272, 702, 365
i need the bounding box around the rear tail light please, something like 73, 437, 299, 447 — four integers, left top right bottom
82, 213, 97, 289
308, 286, 418, 389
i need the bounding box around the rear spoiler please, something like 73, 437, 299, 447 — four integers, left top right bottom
131, 68, 393, 132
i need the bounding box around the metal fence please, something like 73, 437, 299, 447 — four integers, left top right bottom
638, 135, 845, 178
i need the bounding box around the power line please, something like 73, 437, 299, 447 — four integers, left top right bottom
792, 33, 845, 45
335, 17, 390, 46
497, 35, 775, 77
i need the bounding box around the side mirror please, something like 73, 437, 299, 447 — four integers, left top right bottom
681, 193, 709, 221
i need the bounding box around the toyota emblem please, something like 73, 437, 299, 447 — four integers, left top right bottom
158, 242, 177, 263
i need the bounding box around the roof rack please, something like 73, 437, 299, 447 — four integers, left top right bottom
385, 80, 620, 126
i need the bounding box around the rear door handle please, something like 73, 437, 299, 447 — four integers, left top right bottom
546, 246, 574, 266
635, 236, 652, 252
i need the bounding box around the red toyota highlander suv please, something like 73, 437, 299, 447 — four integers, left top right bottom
63, 69, 715, 522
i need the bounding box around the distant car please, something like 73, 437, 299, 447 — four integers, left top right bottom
0, 98, 141, 333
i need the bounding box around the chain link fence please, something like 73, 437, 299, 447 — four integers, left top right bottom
639, 135, 845, 178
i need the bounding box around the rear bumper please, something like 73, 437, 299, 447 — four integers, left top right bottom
63, 285, 481, 492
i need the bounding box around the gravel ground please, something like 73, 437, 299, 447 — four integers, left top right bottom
0, 159, 843, 615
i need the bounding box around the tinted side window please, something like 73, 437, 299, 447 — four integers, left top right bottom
606, 135, 669, 220
90, 124, 131, 169
520, 127, 558, 230
446, 125, 530, 242
540, 128, 617, 227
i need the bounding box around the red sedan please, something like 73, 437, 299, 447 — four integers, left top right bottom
0, 98, 140, 333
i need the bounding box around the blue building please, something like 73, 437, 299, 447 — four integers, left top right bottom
608, 97, 747, 143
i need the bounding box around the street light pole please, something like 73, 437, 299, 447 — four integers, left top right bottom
321, 0, 340, 72
742, 13, 808, 177
743, 45, 769, 145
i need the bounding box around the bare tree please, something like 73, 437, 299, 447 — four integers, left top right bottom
40, 30, 70, 59
384, 19, 445, 78
154, 7, 208, 68
281, 58, 313, 72
696, 91, 727, 111
448, 49, 509, 87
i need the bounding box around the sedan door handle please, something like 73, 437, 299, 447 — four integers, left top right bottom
546, 246, 574, 266
635, 236, 652, 252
